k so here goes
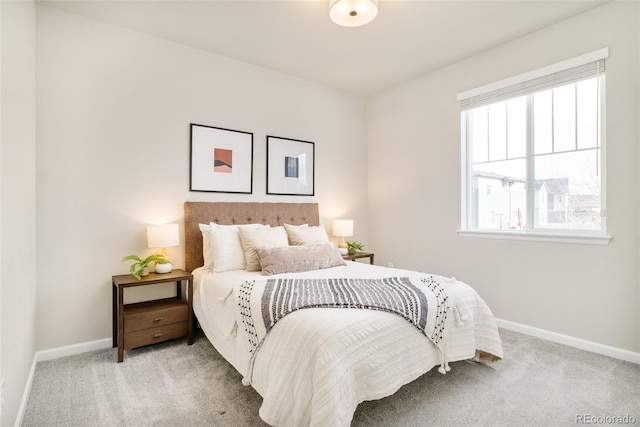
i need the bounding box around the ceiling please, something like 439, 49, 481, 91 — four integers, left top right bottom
40, 0, 609, 96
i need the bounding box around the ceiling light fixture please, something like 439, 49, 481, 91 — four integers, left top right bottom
329, 0, 378, 27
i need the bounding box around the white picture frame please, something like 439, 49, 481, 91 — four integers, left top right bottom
266, 135, 315, 196
190, 123, 253, 194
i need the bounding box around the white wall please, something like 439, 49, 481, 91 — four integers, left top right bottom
1, 0, 38, 424
1, 0, 2, 415
367, 1, 639, 352
35, 5, 369, 351
637, 1, 640, 356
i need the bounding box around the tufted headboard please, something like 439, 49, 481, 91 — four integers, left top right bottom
184, 201, 320, 272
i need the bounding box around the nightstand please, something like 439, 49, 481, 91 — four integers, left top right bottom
343, 251, 375, 265
112, 269, 193, 363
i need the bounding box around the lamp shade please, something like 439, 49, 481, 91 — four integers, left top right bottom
329, 0, 378, 27
332, 220, 354, 237
147, 223, 180, 248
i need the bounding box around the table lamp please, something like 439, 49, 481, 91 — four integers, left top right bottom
147, 223, 179, 273
332, 219, 353, 255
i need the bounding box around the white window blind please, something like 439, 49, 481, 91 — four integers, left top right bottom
458, 48, 608, 110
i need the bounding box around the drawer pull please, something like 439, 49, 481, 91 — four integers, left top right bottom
153, 317, 163, 322
153, 333, 163, 338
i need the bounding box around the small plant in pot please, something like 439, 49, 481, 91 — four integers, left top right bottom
346, 241, 364, 255
121, 254, 168, 280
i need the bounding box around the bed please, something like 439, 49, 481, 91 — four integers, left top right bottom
184, 201, 503, 426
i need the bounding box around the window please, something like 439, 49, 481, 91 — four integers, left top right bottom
458, 49, 610, 244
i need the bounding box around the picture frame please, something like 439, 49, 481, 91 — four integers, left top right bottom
190, 123, 253, 194
266, 136, 315, 196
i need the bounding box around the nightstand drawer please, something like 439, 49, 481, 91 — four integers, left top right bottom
124, 298, 188, 333
123, 321, 189, 349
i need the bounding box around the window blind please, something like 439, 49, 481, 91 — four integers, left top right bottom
458, 48, 608, 111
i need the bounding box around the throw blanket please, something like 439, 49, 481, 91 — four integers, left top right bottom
238, 276, 450, 385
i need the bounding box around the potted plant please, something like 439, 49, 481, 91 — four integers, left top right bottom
346, 241, 364, 255
121, 254, 168, 280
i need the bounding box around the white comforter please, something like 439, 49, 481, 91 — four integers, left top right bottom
193, 262, 503, 427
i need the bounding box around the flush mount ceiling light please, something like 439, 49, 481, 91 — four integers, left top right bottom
329, 0, 378, 27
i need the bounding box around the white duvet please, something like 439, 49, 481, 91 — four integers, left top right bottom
193, 262, 503, 427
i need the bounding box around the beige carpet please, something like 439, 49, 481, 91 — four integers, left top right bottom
22, 329, 639, 426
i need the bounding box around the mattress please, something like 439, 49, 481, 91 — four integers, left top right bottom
193, 262, 503, 426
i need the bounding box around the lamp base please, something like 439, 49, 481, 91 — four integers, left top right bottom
155, 263, 173, 274
338, 247, 348, 255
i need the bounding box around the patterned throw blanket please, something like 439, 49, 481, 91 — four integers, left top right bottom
238, 276, 450, 385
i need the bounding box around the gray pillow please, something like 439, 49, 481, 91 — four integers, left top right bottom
255, 243, 347, 275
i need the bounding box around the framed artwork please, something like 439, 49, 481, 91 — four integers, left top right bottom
190, 123, 253, 193
266, 135, 315, 196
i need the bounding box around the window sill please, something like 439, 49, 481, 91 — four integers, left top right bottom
457, 229, 611, 245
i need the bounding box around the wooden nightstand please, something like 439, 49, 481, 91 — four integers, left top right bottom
112, 269, 193, 363
343, 251, 375, 265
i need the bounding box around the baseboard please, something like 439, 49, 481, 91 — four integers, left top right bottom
496, 318, 640, 365
15, 337, 112, 426
35, 337, 112, 362
13, 356, 37, 427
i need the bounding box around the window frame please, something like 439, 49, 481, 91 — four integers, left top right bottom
457, 49, 611, 245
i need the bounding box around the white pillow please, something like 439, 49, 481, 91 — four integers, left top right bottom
239, 226, 289, 271
199, 223, 213, 268
284, 223, 329, 246
200, 222, 269, 273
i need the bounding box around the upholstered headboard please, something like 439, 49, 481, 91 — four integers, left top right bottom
184, 202, 320, 272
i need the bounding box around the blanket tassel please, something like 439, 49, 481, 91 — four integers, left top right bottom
437, 347, 451, 374
242, 354, 257, 386
218, 288, 233, 304
226, 321, 238, 340
452, 306, 466, 327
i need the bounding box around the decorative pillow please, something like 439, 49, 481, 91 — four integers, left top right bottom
212, 223, 272, 272
284, 223, 330, 246
239, 226, 289, 271
255, 243, 346, 275
200, 223, 267, 271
